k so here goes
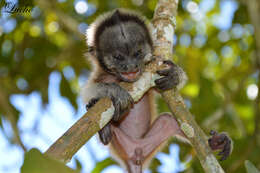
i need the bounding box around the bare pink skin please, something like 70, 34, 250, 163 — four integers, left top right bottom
97, 73, 186, 173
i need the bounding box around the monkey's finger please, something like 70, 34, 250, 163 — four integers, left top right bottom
128, 95, 134, 106
111, 97, 121, 121
155, 81, 172, 90
98, 123, 112, 145
159, 85, 172, 90
156, 69, 171, 76
220, 153, 228, 161
155, 77, 169, 85
113, 106, 121, 121
86, 98, 100, 111
210, 130, 217, 136
163, 60, 175, 66
219, 138, 231, 161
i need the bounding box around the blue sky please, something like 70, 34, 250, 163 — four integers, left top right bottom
0, 0, 239, 172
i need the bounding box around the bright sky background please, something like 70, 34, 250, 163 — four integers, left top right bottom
0, 0, 239, 172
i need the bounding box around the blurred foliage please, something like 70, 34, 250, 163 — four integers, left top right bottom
245, 160, 260, 173
0, 0, 260, 172
21, 148, 78, 173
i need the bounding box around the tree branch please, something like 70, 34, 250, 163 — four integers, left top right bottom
45, 61, 162, 162
152, 0, 224, 172
46, 0, 225, 172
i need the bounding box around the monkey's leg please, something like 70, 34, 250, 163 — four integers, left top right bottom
111, 113, 187, 173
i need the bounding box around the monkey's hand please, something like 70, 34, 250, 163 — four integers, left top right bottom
86, 83, 134, 121
155, 60, 181, 90
85, 83, 133, 145
208, 130, 232, 161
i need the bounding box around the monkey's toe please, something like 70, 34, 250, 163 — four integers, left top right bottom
86, 98, 100, 111
98, 123, 112, 145
111, 92, 133, 122
208, 130, 232, 161
155, 60, 180, 91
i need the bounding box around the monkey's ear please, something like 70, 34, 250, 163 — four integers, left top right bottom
110, 9, 121, 24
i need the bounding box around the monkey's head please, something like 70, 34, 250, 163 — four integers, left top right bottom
87, 9, 154, 82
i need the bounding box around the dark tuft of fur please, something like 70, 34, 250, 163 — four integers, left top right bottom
94, 9, 153, 49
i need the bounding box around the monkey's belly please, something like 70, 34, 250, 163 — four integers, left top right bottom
117, 94, 151, 139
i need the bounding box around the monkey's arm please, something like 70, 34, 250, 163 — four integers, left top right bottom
83, 75, 133, 144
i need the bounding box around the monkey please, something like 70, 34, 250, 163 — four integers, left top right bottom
82, 9, 232, 173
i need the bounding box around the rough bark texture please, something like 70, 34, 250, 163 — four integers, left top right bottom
152, 0, 224, 172
45, 0, 225, 172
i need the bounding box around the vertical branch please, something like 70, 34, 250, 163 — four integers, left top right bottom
152, 0, 225, 172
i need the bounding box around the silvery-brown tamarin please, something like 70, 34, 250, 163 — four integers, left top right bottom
82, 9, 231, 173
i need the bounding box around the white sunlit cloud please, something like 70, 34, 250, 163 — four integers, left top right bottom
75, 0, 88, 14
247, 84, 258, 100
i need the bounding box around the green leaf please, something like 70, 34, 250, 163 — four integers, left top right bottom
91, 158, 116, 173
21, 148, 78, 173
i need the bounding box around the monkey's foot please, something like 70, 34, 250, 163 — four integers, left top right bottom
208, 130, 232, 161
98, 123, 112, 145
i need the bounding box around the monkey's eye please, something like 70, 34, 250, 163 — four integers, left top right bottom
113, 54, 124, 61
133, 50, 142, 58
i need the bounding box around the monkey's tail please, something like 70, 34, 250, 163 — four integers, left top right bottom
126, 161, 142, 173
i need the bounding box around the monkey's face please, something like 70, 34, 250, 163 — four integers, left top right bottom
97, 22, 153, 82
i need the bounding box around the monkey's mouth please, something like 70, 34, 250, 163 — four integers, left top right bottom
120, 70, 141, 82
